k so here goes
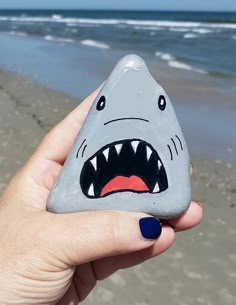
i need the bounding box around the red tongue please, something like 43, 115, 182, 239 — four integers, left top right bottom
101, 176, 149, 197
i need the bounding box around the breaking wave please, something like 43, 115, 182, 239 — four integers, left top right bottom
169, 27, 189, 32
8, 31, 28, 37
44, 35, 75, 43
183, 33, 199, 39
155, 51, 206, 74
0, 16, 236, 29
192, 28, 213, 34
80, 39, 110, 49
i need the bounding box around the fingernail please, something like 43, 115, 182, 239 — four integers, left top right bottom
139, 217, 162, 240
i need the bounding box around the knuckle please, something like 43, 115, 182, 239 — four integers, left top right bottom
102, 212, 124, 248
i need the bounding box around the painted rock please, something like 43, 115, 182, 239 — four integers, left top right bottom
47, 54, 191, 218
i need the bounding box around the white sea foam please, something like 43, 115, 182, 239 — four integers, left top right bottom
123, 20, 236, 29
0, 16, 236, 29
155, 51, 206, 74
9, 31, 28, 37
192, 28, 213, 34
125, 20, 203, 27
168, 60, 206, 74
155, 52, 175, 61
51, 14, 63, 20
161, 53, 175, 61
184, 33, 199, 39
134, 25, 162, 31
44, 35, 75, 43
169, 27, 189, 32
66, 22, 77, 27
80, 39, 110, 49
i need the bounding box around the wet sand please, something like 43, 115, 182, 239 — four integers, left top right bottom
0, 68, 236, 305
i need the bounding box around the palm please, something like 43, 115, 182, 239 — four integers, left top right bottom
31, 161, 170, 304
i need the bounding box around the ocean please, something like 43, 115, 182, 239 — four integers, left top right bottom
0, 9, 235, 163
0, 10, 236, 78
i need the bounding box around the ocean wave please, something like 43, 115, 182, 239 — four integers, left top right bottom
0, 16, 120, 25
155, 52, 175, 61
66, 22, 78, 27
169, 27, 189, 32
123, 20, 236, 29
134, 25, 162, 31
44, 35, 75, 43
51, 14, 63, 20
155, 51, 206, 74
192, 28, 213, 34
183, 33, 199, 39
233, 35, 236, 40
9, 31, 28, 37
80, 39, 110, 49
0, 16, 236, 29
168, 60, 206, 74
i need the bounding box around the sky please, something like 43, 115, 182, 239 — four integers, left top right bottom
0, 0, 235, 11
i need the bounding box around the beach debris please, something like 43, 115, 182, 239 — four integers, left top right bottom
47, 54, 191, 218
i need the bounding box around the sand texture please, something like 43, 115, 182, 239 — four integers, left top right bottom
0, 69, 236, 305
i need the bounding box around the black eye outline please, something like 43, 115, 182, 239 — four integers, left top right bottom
158, 95, 166, 111
96, 96, 106, 111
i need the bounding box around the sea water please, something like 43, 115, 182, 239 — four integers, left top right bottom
0, 10, 235, 163
0, 10, 236, 78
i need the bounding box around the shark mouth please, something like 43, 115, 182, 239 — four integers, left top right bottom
80, 139, 168, 198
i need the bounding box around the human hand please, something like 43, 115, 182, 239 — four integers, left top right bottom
0, 86, 203, 305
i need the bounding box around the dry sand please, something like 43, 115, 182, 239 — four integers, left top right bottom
0, 68, 236, 305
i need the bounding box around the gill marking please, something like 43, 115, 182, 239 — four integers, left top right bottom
167, 145, 173, 161
82, 145, 88, 158
175, 135, 183, 151
76, 139, 86, 158
171, 138, 178, 156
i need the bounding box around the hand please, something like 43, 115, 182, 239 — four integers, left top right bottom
0, 86, 203, 305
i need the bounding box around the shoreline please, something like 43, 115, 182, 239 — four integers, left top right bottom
0, 33, 235, 165
0, 68, 236, 304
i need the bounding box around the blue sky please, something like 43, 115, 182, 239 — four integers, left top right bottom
0, 0, 235, 11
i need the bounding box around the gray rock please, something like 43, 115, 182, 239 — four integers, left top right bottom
47, 54, 191, 218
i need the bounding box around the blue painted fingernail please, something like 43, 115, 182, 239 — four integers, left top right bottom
139, 217, 162, 240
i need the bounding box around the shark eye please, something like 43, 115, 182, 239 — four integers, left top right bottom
97, 96, 106, 111
158, 95, 166, 111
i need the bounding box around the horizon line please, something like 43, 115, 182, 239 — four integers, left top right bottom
0, 8, 236, 13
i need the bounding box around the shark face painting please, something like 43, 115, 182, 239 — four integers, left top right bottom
47, 55, 191, 218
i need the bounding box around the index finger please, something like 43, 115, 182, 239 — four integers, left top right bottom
163, 201, 203, 232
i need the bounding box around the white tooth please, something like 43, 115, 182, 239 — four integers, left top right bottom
88, 184, 95, 197
115, 144, 123, 155
131, 141, 140, 153
153, 182, 160, 193
158, 160, 162, 170
103, 148, 110, 161
146, 146, 152, 161
90, 157, 97, 171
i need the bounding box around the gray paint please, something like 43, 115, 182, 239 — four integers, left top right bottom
47, 54, 191, 218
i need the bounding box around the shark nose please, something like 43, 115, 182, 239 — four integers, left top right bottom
104, 117, 150, 126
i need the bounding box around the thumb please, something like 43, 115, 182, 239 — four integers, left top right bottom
46, 210, 162, 266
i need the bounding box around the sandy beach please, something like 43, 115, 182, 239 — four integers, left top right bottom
0, 66, 236, 305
